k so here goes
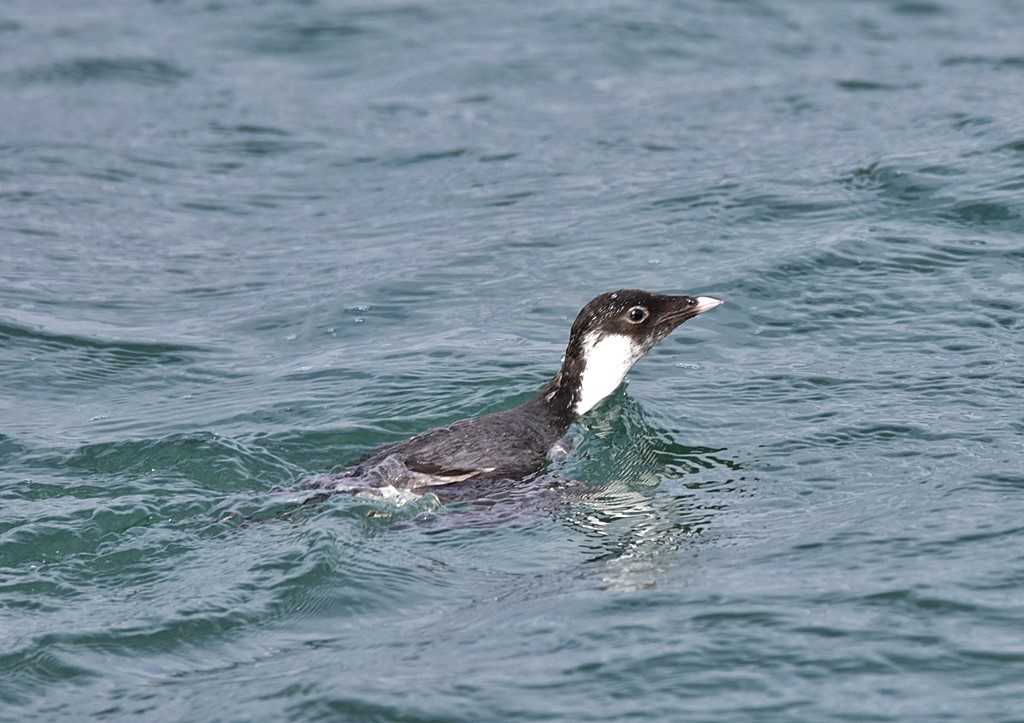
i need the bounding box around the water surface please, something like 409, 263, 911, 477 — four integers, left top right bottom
2, 0, 1024, 721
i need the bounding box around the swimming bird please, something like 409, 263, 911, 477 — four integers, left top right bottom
325, 289, 722, 492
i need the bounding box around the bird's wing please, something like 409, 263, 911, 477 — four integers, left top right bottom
401, 459, 496, 486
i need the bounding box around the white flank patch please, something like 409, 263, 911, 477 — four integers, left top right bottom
574, 332, 643, 416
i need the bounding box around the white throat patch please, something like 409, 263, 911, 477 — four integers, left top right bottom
574, 332, 644, 416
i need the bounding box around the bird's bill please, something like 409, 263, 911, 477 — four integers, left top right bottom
692, 296, 723, 315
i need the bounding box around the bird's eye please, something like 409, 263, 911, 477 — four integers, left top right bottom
626, 306, 649, 324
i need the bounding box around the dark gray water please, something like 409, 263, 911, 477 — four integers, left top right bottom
2, 0, 1024, 720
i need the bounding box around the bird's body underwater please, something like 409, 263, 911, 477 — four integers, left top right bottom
316, 289, 722, 494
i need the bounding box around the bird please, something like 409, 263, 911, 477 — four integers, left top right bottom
319, 289, 722, 494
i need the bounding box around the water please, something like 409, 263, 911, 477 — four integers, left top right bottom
2, 0, 1023, 720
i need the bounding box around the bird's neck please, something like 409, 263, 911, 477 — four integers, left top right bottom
539, 332, 641, 420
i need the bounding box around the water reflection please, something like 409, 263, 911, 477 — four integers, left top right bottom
560, 394, 746, 590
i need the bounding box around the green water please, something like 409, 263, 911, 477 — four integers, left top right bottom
2, 0, 1024, 720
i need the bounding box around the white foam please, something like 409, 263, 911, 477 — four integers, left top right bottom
365, 485, 424, 506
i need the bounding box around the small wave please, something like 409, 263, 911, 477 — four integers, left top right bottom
0, 433, 28, 466
942, 55, 1024, 69
0, 317, 208, 357
50, 432, 300, 489
246, 21, 374, 54
239, 9, 418, 56
384, 148, 468, 167
890, 0, 946, 16
10, 57, 188, 87
201, 123, 322, 158
765, 422, 993, 455
0, 316, 210, 393
835, 79, 918, 92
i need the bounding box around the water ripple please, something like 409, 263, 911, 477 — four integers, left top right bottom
10, 57, 189, 86
3, 0, 1024, 719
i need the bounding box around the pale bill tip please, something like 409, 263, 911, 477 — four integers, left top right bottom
693, 296, 724, 313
